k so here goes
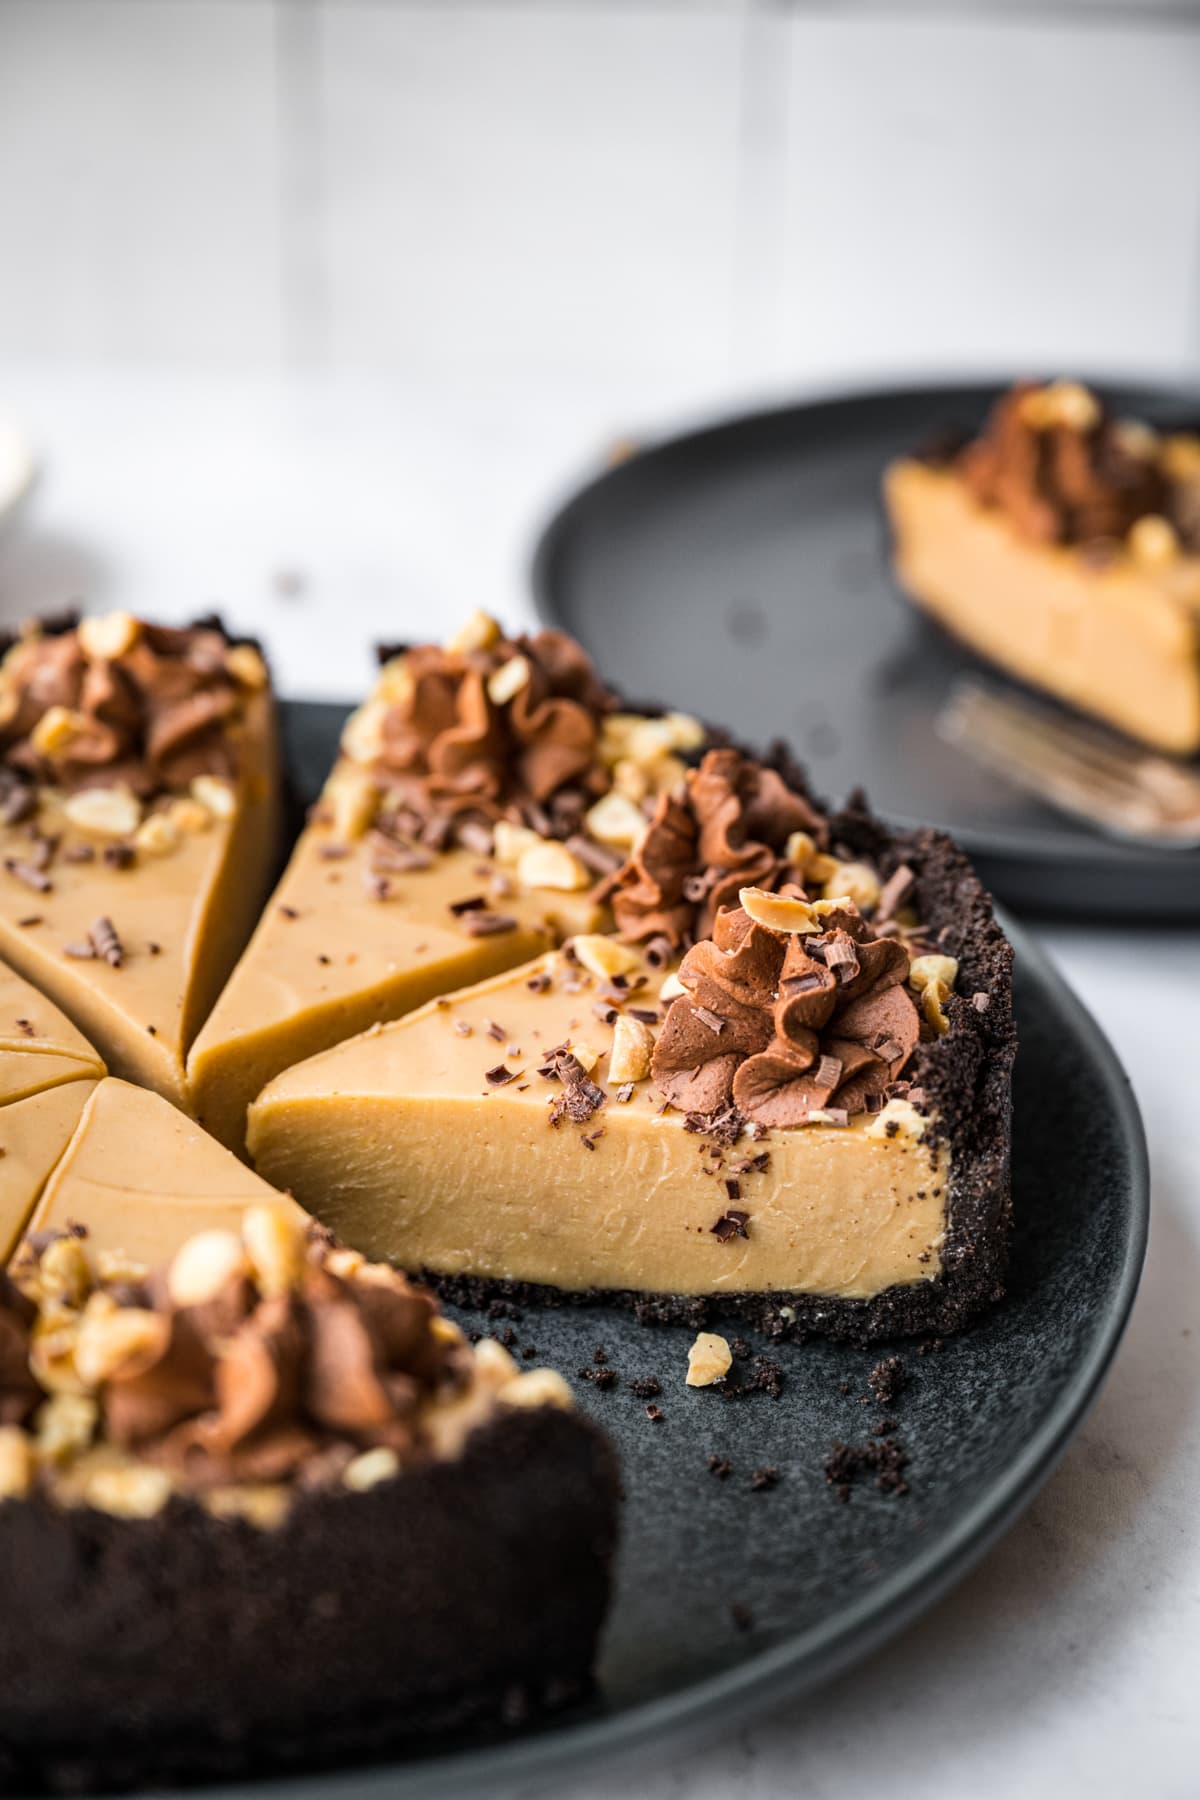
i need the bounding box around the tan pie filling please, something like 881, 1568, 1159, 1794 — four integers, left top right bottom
0, 689, 279, 1109
188, 826, 604, 1155
248, 951, 948, 1303
886, 458, 1200, 754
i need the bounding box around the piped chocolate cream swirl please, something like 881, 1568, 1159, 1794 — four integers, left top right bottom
367, 626, 619, 839
955, 380, 1170, 546
651, 893, 923, 1126
0, 614, 265, 800
7, 1218, 477, 1494
601, 747, 828, 952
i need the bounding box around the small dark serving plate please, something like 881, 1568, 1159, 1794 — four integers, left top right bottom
531, 380, 1200, 920
202, 703, 1149, 1800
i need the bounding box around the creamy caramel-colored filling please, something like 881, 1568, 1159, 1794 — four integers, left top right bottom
886, 459, 1200, 754
25, 1077, 304, 1267
188, 822, 603, 1154
249, 953, 947, 1303
0, 690, 279, 1109
0, 1080, 100, 1263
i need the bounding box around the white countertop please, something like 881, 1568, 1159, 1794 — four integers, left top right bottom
1, 367, 1197, 1800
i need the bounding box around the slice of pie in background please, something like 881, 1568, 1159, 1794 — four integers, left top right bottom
885, 378, 1200, 752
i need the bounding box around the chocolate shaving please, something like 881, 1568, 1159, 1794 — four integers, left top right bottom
103, 843, 135, 870
876, 863, 915, 921
690, 1005, 726, 1034
90, 916, 123, 968
448, 894, 487, 916
484, 1063, 518, 1086
710, 1209, 749, 1242
3, 859, 51, 893
461, 911, 517, 937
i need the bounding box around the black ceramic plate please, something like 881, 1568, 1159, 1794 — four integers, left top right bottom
209, 704, 1149, 1800
531, 380, 1200, 920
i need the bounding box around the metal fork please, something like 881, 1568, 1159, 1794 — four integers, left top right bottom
937, 679, 1200, 849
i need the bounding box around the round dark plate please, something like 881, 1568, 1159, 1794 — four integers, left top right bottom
531, 380, 1200, 920
209, 706, 1147, 1800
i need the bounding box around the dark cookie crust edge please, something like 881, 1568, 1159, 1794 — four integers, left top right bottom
430, 765, 1015, 1347
0, 1405, 618, 1795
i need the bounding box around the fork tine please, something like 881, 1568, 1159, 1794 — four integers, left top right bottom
937, 682, 1200, 846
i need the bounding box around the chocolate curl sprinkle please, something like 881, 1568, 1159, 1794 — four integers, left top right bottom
90, 916, 123, 967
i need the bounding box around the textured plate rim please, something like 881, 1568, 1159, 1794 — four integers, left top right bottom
209, 908, 1148, 1800
529, 376, 1200, 878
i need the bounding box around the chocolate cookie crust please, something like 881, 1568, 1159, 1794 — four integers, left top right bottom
0, 1406, 618, 1795
431, 757, 1015, 1346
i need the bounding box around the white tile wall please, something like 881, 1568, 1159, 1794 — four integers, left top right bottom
0, 0, 283, 364
315, 2, 746, 379
1, 0, 1196, 385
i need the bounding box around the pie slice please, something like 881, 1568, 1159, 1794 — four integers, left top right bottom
885, 379, 1200, 752
249, 751, 1015, 1342
0, 612, 281, 1110
0, 963, 105, 1261
189, 611, 704, 1152
24, 1077, 304, 1269
0, 1209, 616, 1790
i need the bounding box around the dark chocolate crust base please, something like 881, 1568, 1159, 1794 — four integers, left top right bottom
0, 1406, 618, 1796
430, 775, 1016, 1348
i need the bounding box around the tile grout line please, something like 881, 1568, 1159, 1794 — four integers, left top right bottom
274, 0, 329, 370
729, 0, 791, 386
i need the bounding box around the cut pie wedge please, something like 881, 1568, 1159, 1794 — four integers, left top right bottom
0, 964, 106, 1261
26, 1076, 305, 1269
249, 774, 1015, 1343
0, 614, 281, 1112
885, 380, 1200, 752
189, 614, 702, 1153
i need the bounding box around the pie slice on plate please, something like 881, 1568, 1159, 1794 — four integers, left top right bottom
885, 379, 1200, 752
189, 611, 703, 1151
249, 748, 1015, 1342
0, 612, 281, 1110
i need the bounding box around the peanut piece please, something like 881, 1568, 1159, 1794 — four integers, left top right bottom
486, 654, 530, 705
445, 609, 501, 654
585, 789, 649, 849
608, 1014, 655, 1084
686, 1331, 733, 1388
166, 1229, 247, 1308
62, 785, 142, 839
78, 610, 139, 661
570, 933, 641, 981
242, 1205, 307, 1297
190, 774, 237, 819
738, 886, 822, 934
516, 840, 589, 892
343, 1447, 401, 1492
499, 1369, 573, 1410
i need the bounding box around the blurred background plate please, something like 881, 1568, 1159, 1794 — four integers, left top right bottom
532, 380, 1200, 920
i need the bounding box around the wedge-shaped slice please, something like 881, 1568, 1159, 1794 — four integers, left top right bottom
189, 617, 701, 1153
0, 963, 105, 1260
250, 812, 1014, 1346
27, 1077, 304, 1269
885, 380, 1200, 752
0, 614, 281, 1109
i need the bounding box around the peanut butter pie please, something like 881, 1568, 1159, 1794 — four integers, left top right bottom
249, 748, 1015, 1342
0, 612, 281, 1108
190, 609, 704, 1152
885, 379, 1200, 752
0, 964, 105, 1262
0, 1212, 617, 1791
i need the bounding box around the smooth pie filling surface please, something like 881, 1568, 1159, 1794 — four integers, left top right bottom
249, 949, 947, 1302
